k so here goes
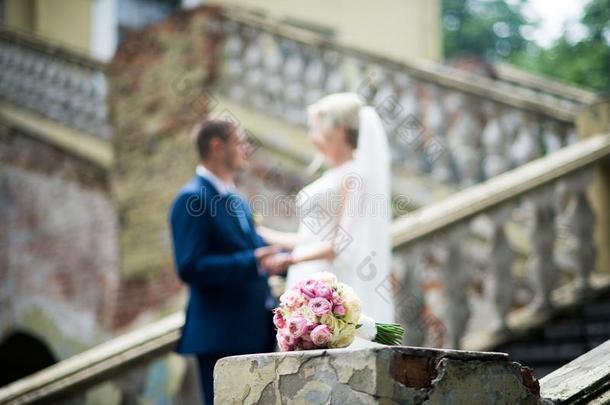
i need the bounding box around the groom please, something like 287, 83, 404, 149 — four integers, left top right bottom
169, 119, 286, 404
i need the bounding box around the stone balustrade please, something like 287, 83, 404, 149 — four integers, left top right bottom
0, 7, 600, 188
0, 28, 111, 140
391, 133, 610, 350
493, 62, 603, 108
215, 7, 585, 189
0, 313, 199, 405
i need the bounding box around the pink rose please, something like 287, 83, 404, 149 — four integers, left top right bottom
309, 297, 332, 316
314, 283, 332, 299
286, 315, 308, 338
280, 290, 304, 309
333, 305, 346, 316
273, 311, 286, 329
331, 291, 343, 305
277, 332, 293, 351
301, 339, 316, 350
310, 324, 332, 346
300, 279, 321, 298
301, 324, 315, 342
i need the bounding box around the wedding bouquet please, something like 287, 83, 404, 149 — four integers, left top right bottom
273, 272, 404, 351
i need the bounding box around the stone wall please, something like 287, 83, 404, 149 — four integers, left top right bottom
215, 346, 543, 404
0, 123, 118, 359
110, 7, 223, 281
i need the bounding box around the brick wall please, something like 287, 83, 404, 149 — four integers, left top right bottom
0, 124, 119, 358
110, 7, 221, 281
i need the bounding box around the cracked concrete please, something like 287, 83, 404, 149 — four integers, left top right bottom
214, 346, 543, 404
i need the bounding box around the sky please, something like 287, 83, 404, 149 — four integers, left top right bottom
520, 0, 589, 47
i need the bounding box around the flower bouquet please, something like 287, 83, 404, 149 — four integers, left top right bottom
273, 272, 405, 351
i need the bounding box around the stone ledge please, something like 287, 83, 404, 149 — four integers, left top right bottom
540, 339, 610, 404
215, 345, 542, 404
0, 101, 113, 169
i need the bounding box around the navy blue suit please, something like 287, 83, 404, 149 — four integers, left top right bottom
169, 175, 275, 404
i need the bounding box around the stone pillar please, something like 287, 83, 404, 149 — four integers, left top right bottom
576, 101, 610, 274
214, 347, 543, 404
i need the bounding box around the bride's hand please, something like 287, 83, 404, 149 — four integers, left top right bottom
256, 226, 300, 250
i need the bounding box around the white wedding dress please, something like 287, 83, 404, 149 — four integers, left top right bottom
285, 107, 395, 323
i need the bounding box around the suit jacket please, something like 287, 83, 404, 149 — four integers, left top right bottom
169, 175, 273, 355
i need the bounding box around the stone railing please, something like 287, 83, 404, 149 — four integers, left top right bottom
493, 62, 605, 109
0, 313, 199, 404
214, 6, 593, 189
391, 133, 610, 350
540, 338, 610, 404
0, 27, 111, 140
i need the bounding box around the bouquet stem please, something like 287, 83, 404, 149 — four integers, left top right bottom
356, 315, 405, 345
373, 323, 405, 345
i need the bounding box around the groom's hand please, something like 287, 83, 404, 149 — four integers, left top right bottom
254, 245, 282, 262
261, 252, 294, 275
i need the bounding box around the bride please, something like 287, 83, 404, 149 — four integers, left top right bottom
258, 93, 394, 323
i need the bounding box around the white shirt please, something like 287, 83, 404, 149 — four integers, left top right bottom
196, 163, 252, 235
196, 164, 235, 195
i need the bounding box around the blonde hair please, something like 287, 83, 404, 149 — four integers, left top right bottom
307, 93, 364, 148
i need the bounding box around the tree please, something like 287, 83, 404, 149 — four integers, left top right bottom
513, 0, 610, 92
442, 0, 534, 61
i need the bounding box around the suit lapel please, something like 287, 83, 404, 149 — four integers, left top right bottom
225, 193, 259, 247
195, 176, 246, 246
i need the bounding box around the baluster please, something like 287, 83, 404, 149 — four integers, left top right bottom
223, 27, 247, 100
527, 187, 558, 312
115, 362, 149, 404
426, 86, 451, 183
393, 244, 427, 347
510, 114, 541, 166
486, 205, 515, 334
243, 38, 263, 105
566, 127, 578, 145
542, 120, 564, 153
482, 104, 511, 179
393, 85, 421, 173
325, 68, 345, 95
436, 226, 471, 349
224, 33, 243, 59
261, 34, 284, 115
447, 95, 482, 187
282, 41, 305, 124
558, 171, 596, 296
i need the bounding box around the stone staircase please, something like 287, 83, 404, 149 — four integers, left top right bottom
494, 284, 610, 378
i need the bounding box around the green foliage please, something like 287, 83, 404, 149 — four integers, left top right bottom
442, 0, 610, 92
442, 0, 534, 60
513, 0, 610, 92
